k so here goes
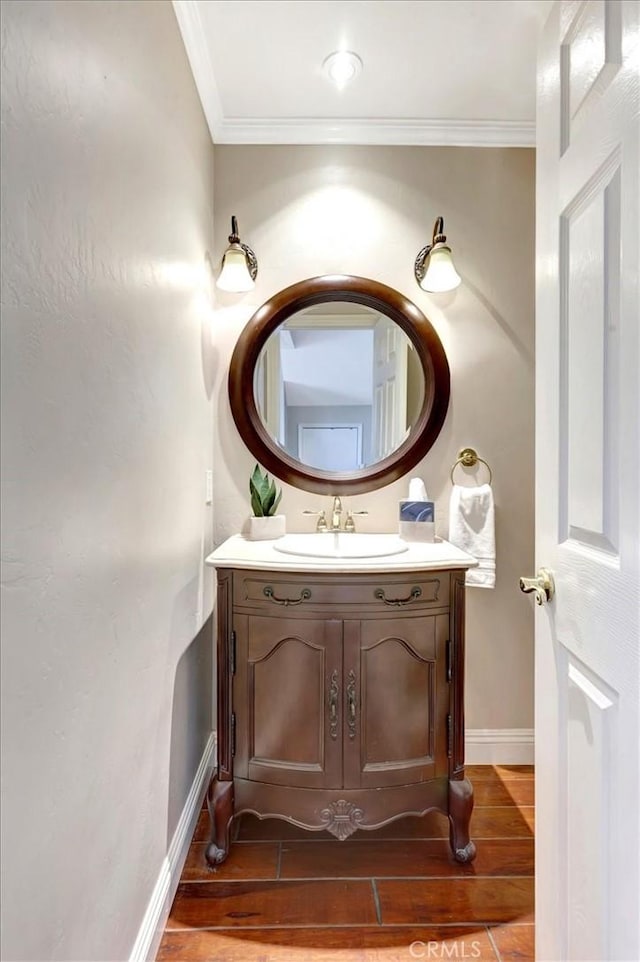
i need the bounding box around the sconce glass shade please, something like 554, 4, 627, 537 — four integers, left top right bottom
216, 244, 256, 293
216, 216, 258, 293
419, 243, 461, 293
414, 216, 461, 294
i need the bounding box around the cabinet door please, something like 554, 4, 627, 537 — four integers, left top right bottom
343, 614, 449, 788
234, 614, 342, 789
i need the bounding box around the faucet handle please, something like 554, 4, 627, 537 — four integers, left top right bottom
303, 509, 328, 533
344, 509, 368, 533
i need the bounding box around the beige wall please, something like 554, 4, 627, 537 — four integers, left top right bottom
1, 2, 214, 959
213, 145, 535, 733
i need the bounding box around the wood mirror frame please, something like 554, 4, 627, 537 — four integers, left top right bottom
228, 275, 451, 494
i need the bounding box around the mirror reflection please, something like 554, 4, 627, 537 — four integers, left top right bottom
254, 303, 426, 471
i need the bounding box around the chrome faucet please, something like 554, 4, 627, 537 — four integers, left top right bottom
329, 497, 369, 532
304, 498, 368, 533
330, 496, 342, 531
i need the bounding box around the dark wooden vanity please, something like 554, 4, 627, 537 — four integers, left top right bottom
205, 548, 476, 865
209, 274, 475, 866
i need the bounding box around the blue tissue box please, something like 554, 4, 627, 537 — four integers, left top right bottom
399, 501, 435, 522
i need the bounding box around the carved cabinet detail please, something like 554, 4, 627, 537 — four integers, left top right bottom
206, 566, 475, 865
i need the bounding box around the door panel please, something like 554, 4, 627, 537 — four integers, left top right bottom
234, 614, 342, 788
372, 315, 408, 459
560, 0, 622, 152
565, 657, 617, 961
536, 3, 639, 959
343, 615, 449, 788
560, 157, 621, 553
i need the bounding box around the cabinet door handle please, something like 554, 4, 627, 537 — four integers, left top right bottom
346, 669, 357, 740
328, 669, 339, 740
374, 585, 422, 606
263, 586, 312, 606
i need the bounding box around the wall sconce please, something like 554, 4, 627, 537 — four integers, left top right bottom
216, 216, 258, 293
414, 216, 461, 293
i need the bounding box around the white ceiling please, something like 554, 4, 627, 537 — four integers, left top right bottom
173, 0, 553, 147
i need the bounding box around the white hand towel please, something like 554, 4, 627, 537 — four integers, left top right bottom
448, 483, 496, 588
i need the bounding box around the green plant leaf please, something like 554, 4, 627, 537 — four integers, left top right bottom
250, 464, 268, 514
271, 488, 282, 516
263, 478, 277, 516
249, 477, 265, 516
250, 463, 269, 504
251, 463, 262, 486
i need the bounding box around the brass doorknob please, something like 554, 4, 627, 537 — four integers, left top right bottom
519, 567, 555, 606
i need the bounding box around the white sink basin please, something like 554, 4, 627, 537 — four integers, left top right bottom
273, 532, 409, 559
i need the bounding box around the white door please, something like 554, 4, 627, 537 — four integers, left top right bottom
372, 316, 408, 459
298, 424, 362, 471
535, 3, 639, 961
255, 332, 284, 443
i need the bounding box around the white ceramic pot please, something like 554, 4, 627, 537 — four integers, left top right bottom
247, 514, 286, 541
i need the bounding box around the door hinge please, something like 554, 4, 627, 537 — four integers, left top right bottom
231, 712, 236, 756
230, 630, 236, 675
446, 714, 453, 758
446, 639, 452, 683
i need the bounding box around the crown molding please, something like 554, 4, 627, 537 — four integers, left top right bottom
214, 117, 535, 147
172, 0, 224, 144
173, 0, 536, 149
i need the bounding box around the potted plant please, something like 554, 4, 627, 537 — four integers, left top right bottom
247, 463, 286, 541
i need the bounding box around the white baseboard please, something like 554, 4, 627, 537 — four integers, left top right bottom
465, 728, 534, 765
129, 731, 216, 962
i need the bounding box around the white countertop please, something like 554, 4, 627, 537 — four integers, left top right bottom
205, 533, 478, 574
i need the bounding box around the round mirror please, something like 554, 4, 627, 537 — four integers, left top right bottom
254, 303, 426, 471
229, 276, 450, 494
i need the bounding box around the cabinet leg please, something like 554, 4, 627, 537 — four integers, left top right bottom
448, 777, 476, 863
205, 777, 234, 866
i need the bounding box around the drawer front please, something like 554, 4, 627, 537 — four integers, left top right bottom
232, 570, 450, 613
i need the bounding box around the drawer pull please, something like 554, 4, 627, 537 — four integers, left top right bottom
374, 585, 422, 607
263, 585, 312, 606
346, 670, 357, 740
328, 669, 339, 740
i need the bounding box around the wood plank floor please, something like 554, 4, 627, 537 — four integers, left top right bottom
157, 765, 534, 961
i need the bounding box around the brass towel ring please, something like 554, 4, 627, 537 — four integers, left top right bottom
450, 447, 493, 485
